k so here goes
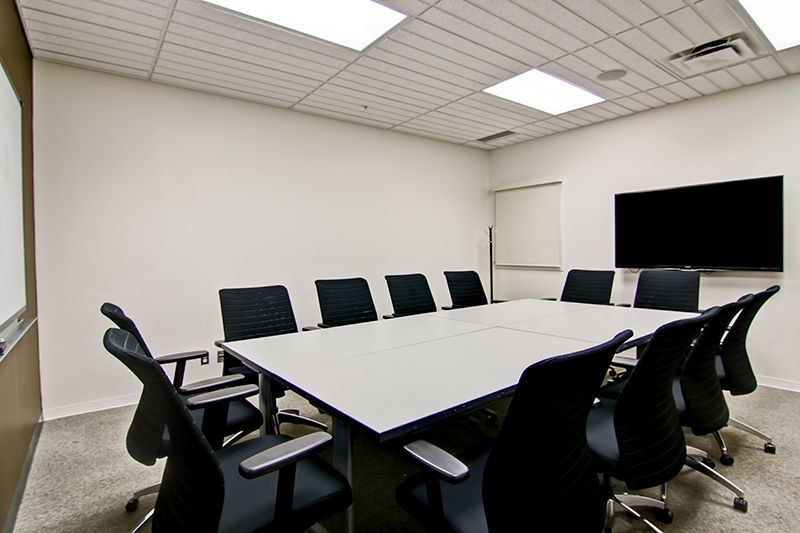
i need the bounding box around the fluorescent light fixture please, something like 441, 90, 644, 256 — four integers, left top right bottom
483, 69, 604, 115
204, 0, 406, 51
738, 0, 800, 51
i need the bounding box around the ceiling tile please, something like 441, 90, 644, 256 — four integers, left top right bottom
665, 6, 720, 45
601, 0, 658, 25
704, 69, 742, 90
434, 0, 564, 60
16, 0, 795, 150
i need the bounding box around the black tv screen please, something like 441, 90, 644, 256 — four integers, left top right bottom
615, 175, 783, 272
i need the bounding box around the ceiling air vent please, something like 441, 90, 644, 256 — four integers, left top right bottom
667, 34, 756, 77
477, 130, 515, 143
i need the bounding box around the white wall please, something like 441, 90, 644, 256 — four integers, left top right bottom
490, 73, 800, 391
33, 61, 490, 419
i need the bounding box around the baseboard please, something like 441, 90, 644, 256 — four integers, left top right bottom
2, 421, 42, 533
757, 375, 800, 393
42, 393, 139, 421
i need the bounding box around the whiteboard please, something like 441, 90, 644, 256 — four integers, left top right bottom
0, 60, 25, 334
494, 179, 562, 269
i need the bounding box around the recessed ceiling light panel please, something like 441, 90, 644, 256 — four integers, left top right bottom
738, 0, 800, 51
483, 69, 604, 115
204, 0, 406, 51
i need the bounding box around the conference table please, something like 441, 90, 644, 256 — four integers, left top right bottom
220, 298, 696, 532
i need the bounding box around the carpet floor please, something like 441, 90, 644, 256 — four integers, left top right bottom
11, 385, 799, 532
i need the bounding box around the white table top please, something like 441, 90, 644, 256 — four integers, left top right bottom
502, 304, 698, 344
222, 299, 693, 442
431, 298, 590, 326
238, 327, 592, 441
224, 313, 489, 376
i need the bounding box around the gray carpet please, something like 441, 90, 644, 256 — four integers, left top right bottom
11, 386, 800, 532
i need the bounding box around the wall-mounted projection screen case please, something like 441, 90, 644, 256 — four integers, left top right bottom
494, 179, 563, 269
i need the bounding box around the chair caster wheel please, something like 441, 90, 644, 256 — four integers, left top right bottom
652, 508, 674, 524
126, 498, 139, 512
734, 497, 748, 512
720, 454, 734, 466
764, 442, 776, 454
701, 457, 716, 469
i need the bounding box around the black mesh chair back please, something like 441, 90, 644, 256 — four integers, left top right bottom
315, 277, 378, 327
677, 297, 751, 435
104, 328, 227, 531
385, 273, 436, 317
613, 309, 715, 489
560, 269, 615, 305
633, 270, 700, 312
219, 285, 298, 380
101, 302, 154, 358
483, 330, 632, 531
443, 270, 488, 308
718, 285, 780, 395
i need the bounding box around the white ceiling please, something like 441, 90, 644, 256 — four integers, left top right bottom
16, 0, 800, 150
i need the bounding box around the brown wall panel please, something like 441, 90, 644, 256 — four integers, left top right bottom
0, 0, 41, 527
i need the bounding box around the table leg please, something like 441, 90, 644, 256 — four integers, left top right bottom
332, 417, 354, 533
258, 374, 276, 435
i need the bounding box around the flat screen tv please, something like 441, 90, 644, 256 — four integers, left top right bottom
615, 175, 783, 272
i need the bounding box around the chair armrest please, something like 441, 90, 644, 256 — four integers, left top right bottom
540, 297, 557, 301
155, 350, 208, 364
403, 440, 469, 483
185, 384, 258, 410
239, 432, 333, 479
301, 325, 320, 331
179, 373, 245, 395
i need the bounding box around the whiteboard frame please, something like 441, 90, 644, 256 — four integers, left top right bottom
0, 57, 26, 337
493, 177, 564, 271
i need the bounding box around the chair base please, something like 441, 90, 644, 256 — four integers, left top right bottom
605, 493, 665, 533
684, 450, 748, 513
131, 508, 154, 533
712, 431, 735, 466
727, 417, 776, 453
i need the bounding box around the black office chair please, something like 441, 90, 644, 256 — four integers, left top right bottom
314, 277, 378, 327
103, 328, 353, 533
587, 310, 714, 527
101, 302, 263, 527
560, 269, 615, 305
218, 285, 327, 432
396, 330, 633, 533
101, 302, 209, 389
632, 270, 701, 312
674, 298, 752, 510
384, 273, 437, 318
716, 285, 780, 454
442, 270, 488, 309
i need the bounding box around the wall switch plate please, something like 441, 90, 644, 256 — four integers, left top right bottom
217, 350, 225, 363
200, 354, 209, 365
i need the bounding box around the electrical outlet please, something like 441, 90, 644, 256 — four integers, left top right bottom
200, 354, 209, 365
217, 350, 225, 363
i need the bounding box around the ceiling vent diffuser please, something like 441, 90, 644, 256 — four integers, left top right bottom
666, 34, 757, 77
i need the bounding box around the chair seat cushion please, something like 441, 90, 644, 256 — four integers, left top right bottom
396, 448, 490, 533
217, 435, 352, 533
185, 399, 264, 440
586, 399, 621, 474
